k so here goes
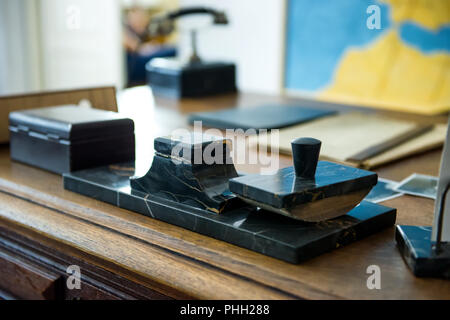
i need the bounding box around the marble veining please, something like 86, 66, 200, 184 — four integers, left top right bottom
63, 162, 396, 263
130, 136, 242, 214
396, 225, 450, 278
229, 161, 378, 209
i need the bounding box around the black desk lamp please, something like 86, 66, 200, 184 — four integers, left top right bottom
146, 7, 237, 98
396, 116, 450, 278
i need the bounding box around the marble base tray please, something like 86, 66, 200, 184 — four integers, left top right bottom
63, 163, 397, 264
396, 225, 450, 278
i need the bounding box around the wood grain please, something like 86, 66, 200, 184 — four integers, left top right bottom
0, 226, 173, 300
0, 146, 448, 299
0, 192, 292, 300
0, 247, 61, 300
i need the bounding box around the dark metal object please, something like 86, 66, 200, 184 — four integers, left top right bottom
291, 137, 321, 179
149, 7, 228, 38
189, 30, 201, 64
148, 6, 229, 64
435, 182, 450, 254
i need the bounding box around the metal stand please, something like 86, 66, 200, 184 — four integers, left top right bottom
396, 183, 450, 278
188, 29, 202, 64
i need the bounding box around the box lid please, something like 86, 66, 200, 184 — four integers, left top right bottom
9, 105, 134, 141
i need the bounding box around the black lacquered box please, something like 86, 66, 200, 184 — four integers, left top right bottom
9, 105, 135, 174
147, 59, 236, 98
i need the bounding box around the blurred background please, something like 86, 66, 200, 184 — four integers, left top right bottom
0, 0, 285, 95
0, 0, 448, 114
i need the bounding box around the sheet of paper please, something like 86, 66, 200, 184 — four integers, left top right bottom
251, 112, 446, 168
394, 173, 439, 200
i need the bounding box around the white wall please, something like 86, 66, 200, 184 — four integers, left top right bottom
0, 0, 41, 95
178, 0, 286, 95
39, 0, 124, 91
0, 0, 124, 95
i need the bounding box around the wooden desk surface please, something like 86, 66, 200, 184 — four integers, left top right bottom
0, 86, 449, 299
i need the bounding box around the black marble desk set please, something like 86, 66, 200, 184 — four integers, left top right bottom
64, 134, 396, 263
8, 106, 396, 263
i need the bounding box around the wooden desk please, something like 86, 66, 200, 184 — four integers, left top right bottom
0, 87, 448, 299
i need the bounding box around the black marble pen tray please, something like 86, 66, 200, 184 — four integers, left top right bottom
63, 163, 396, 263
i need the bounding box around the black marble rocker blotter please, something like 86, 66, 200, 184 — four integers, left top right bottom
63, 134, 396, 263
229, 138, 378, 222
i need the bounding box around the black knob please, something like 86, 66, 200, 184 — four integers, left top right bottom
291, 137, 321, 179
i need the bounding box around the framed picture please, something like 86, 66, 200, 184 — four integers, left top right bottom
283, 0, 450, 115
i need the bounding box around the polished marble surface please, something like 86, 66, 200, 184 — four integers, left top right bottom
395, 225, 450, 278
130, 134, 241, 213
64, 162, 396, 263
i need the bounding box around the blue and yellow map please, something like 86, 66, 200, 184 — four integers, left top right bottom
285, 0, 450, 114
